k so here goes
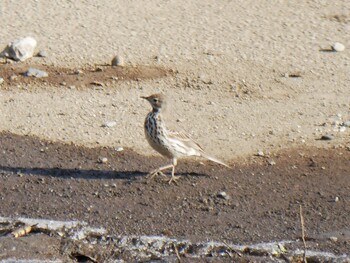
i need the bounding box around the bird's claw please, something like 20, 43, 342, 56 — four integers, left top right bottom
168, 175, 181, 185
146, 169, 167, 180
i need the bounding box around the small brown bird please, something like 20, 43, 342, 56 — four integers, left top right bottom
141, 93, 230, 184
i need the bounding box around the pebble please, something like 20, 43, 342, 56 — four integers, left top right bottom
9, 75, 18, 81
0, 77, 4, 85
256, 150, 264, 157
267, 159, 276, 166
331, 42, 345, 52
0, 36, 37, 61
111, 55, 124, 67
329, 236, 338, 242
115, 147, 124, 152
98, 157, 108, 164
343, 121, 350, 127
320, 135, 334, 141
74, 69, 84, 75
102, 121, 117, 128
24, 68, 48, 78
91, 81, 104, 87
334, 196, 339, 202
217, 191, 230, 200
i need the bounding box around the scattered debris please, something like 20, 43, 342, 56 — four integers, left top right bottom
0, 36, 37, 61
0, 216, 348, 262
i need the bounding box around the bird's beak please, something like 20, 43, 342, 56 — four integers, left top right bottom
140, 96, 148, 100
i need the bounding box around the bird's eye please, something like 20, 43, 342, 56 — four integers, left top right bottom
153, 98, 158, 102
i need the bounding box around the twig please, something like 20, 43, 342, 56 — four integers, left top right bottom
299, 205, 307, 263
173, 243, 182, 262
222, 240, 242, 258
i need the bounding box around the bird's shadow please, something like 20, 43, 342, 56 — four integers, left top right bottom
0, 166, 207, 181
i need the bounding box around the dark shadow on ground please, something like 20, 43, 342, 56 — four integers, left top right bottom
0, 131, 209, 180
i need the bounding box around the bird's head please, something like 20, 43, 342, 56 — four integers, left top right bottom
141, 93, 166, 111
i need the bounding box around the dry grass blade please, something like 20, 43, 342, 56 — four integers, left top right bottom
299, 205, 307, 263
173, 243, 182, 262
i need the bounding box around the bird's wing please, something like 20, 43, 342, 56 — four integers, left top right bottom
167, 130, 204, 154
167, 129, 230, 168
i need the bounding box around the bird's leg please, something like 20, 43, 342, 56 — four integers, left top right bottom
168, 158, 181, 184
146, 163, 174, 180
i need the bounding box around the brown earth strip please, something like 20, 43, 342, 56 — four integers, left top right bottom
0, 131, 349, 260
0, 62, 172, 89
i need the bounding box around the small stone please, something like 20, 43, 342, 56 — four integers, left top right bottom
74, 69, 84, 75
343, 121, 350, 127
0, 77, 4, 85
98, 157, 108, 164
24, 68, 48, 78
332, 42, 345, 52
334, 196, 339, 202
0, 36, 37, 61
9, 75, 18, 81
102, 121, 117, 128
217, 191, 230, 200
111, 55, 124, 67
267, 159, 276, 165
37, 50, 47, 57
115, 147, 124, 152
320, 135, 334, 141
339, 126, 346, 132
256, 150, 264, 157
91, 81, 104, 86
329, 236, 338, 242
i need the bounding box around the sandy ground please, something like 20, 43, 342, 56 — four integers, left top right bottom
0, 0, 350, 261
1, 0, 349, 160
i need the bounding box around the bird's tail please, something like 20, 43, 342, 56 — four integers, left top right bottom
201, 152, 231, 169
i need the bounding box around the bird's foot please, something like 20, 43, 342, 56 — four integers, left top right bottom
146, 169, 167, 181
168, 175, 181, 185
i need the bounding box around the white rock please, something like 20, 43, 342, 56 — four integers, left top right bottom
111, 55, 124, 67
217, 191, 230, 200
24, 68, 48, 78
98, 157, 108, 164
0, 36, 37, 61
102, 121, 117, 128
332, 42, 345, 52
0, 77, 4, 85
256, 150, 264, 157
115, 147, 124, 152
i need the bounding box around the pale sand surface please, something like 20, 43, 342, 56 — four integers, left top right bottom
1, 0, 349, 160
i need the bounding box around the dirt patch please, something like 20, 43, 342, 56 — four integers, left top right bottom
0, 62, 172, 89
0, 131, 349, 261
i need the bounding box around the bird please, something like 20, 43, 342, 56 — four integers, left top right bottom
141, 93, 230, 184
